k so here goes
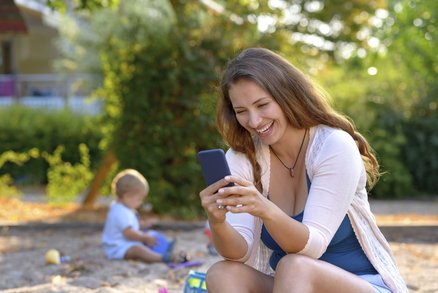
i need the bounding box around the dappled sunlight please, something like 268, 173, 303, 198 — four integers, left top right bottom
0, 234, 21, 254
0, 233, 46, 254
0, 198, 108, 225
376, 214, 438, 226
390, 242, 438, 292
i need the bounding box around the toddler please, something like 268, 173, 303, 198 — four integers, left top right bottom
102, 169, 184, 263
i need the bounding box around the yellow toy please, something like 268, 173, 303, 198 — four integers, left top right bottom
45, 249, 61, 264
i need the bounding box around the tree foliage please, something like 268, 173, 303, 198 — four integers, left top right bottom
362, 0, 438, 196
388, 0, 438, 194
47, 0, 120, 13
61, 0, 269, 217
50, 0, 438, 212
318, 0, 438, 197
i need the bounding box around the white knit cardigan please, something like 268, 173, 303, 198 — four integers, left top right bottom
225, 125, 408, 293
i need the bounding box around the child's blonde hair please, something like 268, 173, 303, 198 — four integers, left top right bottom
111, 169, 149, 198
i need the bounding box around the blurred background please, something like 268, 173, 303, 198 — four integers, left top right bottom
0, 0, 437, 219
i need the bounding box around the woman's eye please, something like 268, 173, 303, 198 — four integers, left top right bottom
235, 109, 246, 114
258, 103, 268, 108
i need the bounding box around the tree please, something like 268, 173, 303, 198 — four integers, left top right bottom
56, 0, 436, 212
47, 0, 119, 12
316, 0, 438, 197
94, 0, 266, 216
385, 0, 438, 194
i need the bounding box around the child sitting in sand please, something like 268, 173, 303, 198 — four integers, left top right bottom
102, 169, 185, 263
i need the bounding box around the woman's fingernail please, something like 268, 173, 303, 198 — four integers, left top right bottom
218, 188, 224, 193
224, 176, 230, 180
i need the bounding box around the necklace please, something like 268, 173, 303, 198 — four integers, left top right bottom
270, 128, 308, 177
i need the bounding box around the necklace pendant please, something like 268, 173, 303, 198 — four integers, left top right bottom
290, 168, 295, 177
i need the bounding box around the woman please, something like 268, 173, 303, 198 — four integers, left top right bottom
199, 48, 407, 292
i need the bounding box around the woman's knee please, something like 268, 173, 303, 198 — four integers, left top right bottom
206, 261, 246, 291
207, 260, 274, 293
276, 254, 315, 277
207, 260, 242, 280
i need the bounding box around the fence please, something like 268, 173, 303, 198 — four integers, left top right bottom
0, 74, 102, 115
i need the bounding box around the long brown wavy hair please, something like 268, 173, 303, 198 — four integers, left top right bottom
216, 48, 379, 191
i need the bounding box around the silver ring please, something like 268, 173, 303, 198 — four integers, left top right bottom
217, 204, 225, 209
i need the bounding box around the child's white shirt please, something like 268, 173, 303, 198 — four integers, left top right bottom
102, 201, 142, 259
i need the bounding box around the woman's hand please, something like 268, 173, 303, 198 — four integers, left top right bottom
216, 176, 272, 219
200, 175, 270, 259
199, 177, 236, 224
200, 175, 272, 222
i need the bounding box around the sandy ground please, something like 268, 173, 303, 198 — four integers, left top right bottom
1, 199, 438, 292
0, 223, 220, 293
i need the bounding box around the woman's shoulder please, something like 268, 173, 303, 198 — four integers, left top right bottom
312, 125, 354, 145
308, 125, 358, 161
307, 125, 362, 178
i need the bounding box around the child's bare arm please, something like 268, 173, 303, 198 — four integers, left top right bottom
140, 217, 160, 230
123, 227, 157, 247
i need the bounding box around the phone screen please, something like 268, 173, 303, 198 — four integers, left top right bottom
197, 149, 233, 187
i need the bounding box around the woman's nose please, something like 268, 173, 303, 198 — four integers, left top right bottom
248, 111, 262, 128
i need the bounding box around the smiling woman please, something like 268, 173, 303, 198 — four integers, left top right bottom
199, 47, 408, 293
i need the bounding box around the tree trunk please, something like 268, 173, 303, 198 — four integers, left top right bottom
82, 150, 117, 208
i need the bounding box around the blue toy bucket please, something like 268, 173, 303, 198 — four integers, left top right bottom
146, 230, 171, 255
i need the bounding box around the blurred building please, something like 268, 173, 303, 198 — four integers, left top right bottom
0, 0, 101, 114
0, 0, 59, 75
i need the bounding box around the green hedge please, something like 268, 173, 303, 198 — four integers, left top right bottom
0, 105, 103, 185
401, 98, 438, 195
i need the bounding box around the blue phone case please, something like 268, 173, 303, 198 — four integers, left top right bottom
197, 149, 233, 187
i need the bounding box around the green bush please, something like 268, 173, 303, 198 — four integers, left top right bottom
0, 106, 103, 185
43, 144, 94, 203
0, 148, 39, 197
402, 92, 438, 195
91, 1, 238, 218
365, 104, 416, 198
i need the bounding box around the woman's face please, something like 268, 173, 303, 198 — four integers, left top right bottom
228, 78, 289, 145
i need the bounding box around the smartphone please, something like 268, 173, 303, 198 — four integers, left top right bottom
197, 149, 234, 187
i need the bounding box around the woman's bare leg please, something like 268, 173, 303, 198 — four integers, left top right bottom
124, 245, 162, 263
274, 254, 375, 293
206, 260, 274, 293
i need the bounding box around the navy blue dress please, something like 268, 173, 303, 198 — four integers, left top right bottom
260, 175, 377, 275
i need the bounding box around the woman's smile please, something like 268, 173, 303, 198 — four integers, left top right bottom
256, 121, 274, 134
